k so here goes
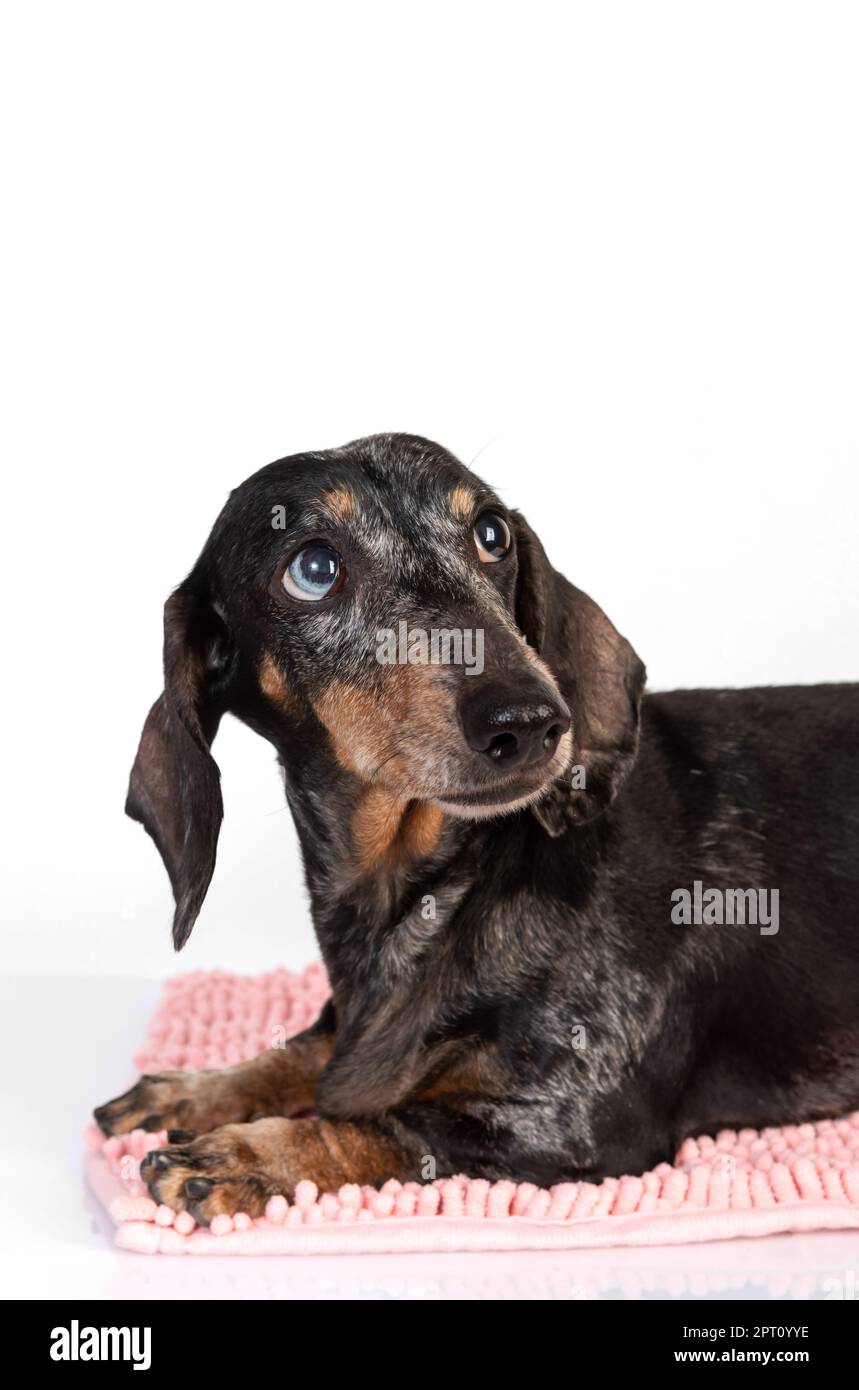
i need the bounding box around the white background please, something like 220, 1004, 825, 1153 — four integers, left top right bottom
2, 1, 857, 983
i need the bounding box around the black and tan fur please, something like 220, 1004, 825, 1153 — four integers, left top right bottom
95, 434, 859, 1224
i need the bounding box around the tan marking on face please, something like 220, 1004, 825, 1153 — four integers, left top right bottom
351, 787, 444, 875
321, 487, 356, 522
404, 800, 444, 859
315, 665, 458, 786
259, 653, 301, 714
314, 683, 390, 776
352, 786, 408, 871
449, 483, 476, 521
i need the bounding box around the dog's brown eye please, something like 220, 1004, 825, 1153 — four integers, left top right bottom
473, 511, 511, 563
282, 544, 346, 601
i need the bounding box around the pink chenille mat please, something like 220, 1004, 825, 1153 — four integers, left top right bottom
84, 964, 859, 1255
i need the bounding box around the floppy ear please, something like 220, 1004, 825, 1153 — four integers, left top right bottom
126, 573, 236, 949
511, 510, 646, 824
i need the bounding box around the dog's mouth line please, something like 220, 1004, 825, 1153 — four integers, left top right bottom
437, 780, 538, 802
365, 730, 574, 811
430, 747, 572, 809
434, 784, 545, 809
431, 781, 556, 821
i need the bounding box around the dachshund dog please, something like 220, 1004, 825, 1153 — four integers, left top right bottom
95, 433, 859, 1224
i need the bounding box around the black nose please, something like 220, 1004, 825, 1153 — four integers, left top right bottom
460, 682, 571, 772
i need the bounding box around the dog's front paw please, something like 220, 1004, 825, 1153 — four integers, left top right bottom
94, 1069, 245, 1138
139, 1119, 295, 1223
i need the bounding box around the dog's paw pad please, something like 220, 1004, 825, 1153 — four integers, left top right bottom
138, 1121, 292, 1224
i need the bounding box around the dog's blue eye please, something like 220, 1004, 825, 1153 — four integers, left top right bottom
473, 511, 511, 563
282, 544, 346, 601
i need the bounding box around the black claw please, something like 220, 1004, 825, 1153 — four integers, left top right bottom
185, 1177, 213, 1199
94, 1103, 131, 1137
167, 1129, 197, 1144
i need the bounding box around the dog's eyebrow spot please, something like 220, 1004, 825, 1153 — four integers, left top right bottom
321, 487, 357, 523
258, 654, 301, 713
449, 484, 476, 521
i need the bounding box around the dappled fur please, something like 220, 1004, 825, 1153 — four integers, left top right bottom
96, 434, 859, 1219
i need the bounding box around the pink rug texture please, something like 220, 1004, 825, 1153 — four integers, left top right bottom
85, 964, 859, 1255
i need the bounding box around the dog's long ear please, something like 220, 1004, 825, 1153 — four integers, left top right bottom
127, 571, 236, 949
511, 510, 646, 823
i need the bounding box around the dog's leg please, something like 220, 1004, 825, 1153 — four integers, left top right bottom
138, 1115, 424, 1223
93, 1017, 334, 1137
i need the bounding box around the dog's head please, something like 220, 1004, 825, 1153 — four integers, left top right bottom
129, 434, 645, 946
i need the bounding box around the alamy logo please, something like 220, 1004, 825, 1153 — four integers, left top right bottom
670, 881, 779, 936
50, 1321, 151, 1370
376, 622, 484, 675
822, 1270, 857, 1299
